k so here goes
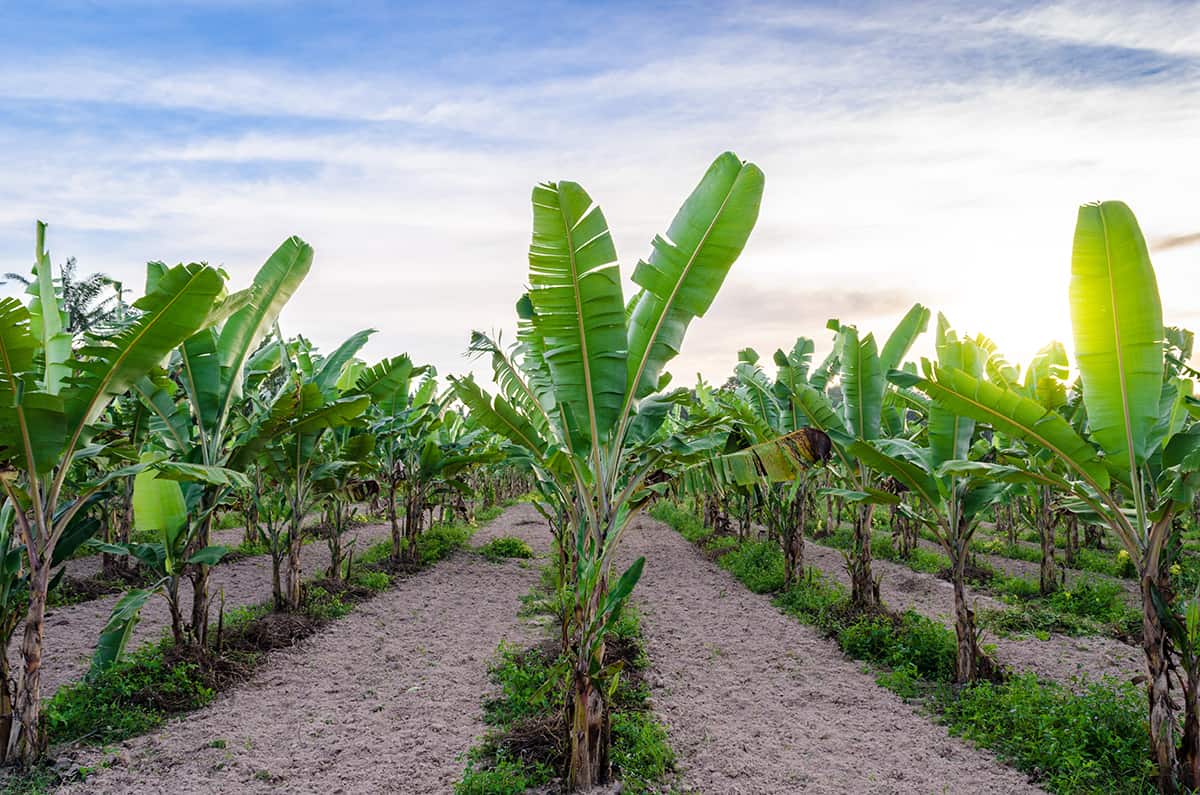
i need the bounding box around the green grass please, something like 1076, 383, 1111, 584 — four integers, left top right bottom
941, 674, 1153, 794
479, 536, 535, 562
652, 500, 1153, 795
719, 540, 785, 593
45, 640, 216, 746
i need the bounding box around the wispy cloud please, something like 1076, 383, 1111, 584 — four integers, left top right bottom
1, 0, 1197, 380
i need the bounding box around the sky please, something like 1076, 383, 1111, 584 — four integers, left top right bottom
1, 0, 1197, 386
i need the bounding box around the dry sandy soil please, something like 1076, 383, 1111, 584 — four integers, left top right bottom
19, 521, 394, 699
618, 517, 1044, 794
55, 504, 547, 794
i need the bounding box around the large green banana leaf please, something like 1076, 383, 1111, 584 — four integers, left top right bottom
28, 223, 71, 395
64, 263, 226, 439
451, 376, 551, 457
213, 236, 313, 431
527, 180, 626, 447
839, 327, 883, 442
901, 365, 1111, 490
352, 355, 416, 402
625, 153, 764, 406
467, 331, 552, 435
315, 329, 373, 396
879, 303, 930, 374
0, 298, 65, 473
928, 318, 981, 467
847, 440, 942, 511
1070, 201, 1163, 470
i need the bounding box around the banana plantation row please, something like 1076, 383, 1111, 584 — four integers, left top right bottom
0, 152, 1197, 793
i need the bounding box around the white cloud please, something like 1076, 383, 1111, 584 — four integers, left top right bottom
1, 0, 1197, 385
987, 0, 1200, 58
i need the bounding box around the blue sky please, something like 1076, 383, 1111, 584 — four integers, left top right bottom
1, 0, 1197, 379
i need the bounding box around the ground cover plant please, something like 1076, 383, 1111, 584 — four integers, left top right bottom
457, 571, 676, 795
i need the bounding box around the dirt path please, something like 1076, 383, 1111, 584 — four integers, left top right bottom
22, 522, 395, 700
621, 517, 1044, 795
55, 503, 548, 795
802, 539, 1143, 686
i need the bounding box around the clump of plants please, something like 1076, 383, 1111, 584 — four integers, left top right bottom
457, 585, 676, 795
480, 536, 535, 562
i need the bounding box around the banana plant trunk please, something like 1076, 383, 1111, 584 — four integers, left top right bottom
891, 504, 912, 559
567, 576, 610, 790
950, 540, 980, 684
849, 502, 877, 608
568, 664, 610, 790
189, 496, 218, 648
1183, 660, 1200, 791
285, 500, 305, 611
1142, 571, 1182, 792
12, 559, 51, 764
328, 531, 343, 581
1064, 513, 1079, 567
402, 487, 425, 564
388, 477, 402, 561
167, 576, 186, 646
1036, 489, 1058, 595
0, 612, 18, 762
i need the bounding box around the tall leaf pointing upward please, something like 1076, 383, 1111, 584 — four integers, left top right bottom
625, 153, 765, 407
528, 181, 627, 446
213, 236, 313, 433
1070, 201, 1163, 470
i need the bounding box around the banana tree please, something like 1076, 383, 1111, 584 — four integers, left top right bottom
852, 315, 1005, 682
0, 497, 101, 757
132, 237, 312, 647
980, 340, 1074, 594
90, 460, 246, 669
312, 429, 376, 581
454, 152, 771, 789
908, 202, 1200, 792
241, 330, 373, 610
0, 222, 228, 763
361, 364, 439, 562
693, 344, 831, 586
778, 304, 930, 606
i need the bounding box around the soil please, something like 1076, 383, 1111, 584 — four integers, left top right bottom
52, 504, 547, 795
619, 517, 1045, 794
14, 521, 396, 700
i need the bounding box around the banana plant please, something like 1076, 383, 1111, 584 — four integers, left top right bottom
0, 222, 229, 764
132, 236, 313, 648
240, 330, 373, 610
848, 315, 1005, 682
0, 497, 101, 757
907, 202, 1200, 792
359, 361, 438, 562
90, 461, 245, 670
312, 428, 376, 580
770, 304, 930, 606
454, 152, 772, 790
691, 344, 831, 586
